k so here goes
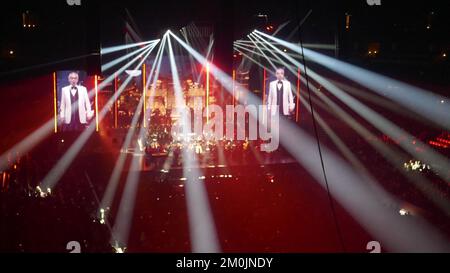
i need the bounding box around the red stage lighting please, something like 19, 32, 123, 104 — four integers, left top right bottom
265, 25, 275, 32
262, 68, 267, 106
95, 75, 99, 132
53, 72, 58, 133
206, 62, 210, 123
296, 67, 300, 122
232, 69, 236, 106
142, 63, 147, 128
114, 73, 118, 129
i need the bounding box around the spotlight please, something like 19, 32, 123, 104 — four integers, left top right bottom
9, 50, 14, 55
443, 53, 447, 58
35, 186, 50, 198
399, 208, 410, 216
112, 242, 126, 253
101, 39, 158, 55
99, 208, 107, 224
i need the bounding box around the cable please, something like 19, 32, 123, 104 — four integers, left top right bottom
297, 9, 347, 252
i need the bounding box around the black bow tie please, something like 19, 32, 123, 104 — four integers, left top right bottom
71, 86, 77, 90
278, 81, 283, 84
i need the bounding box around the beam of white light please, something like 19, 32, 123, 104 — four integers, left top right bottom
330, 79, 444, 127
142, 30, 168, 126
233, 47, 273, 73
281, 119, 450, 252
0, 120, 54, 172
305, 82, 450, 215
248, 34, 300, 77
234, 41, 303, 76
331, 80, 414, 117
181, 29, 200, 82
39, 44, 156, 191
235, 41, 450, 214
234, 43, 289, 71
238, 40, 417, 123
297, 92, 406, 211
98, 97, 145, 218
101, 39, 159, 55
311, 70, 450, 181
169, 30, 450, 252
97, 41, 159, 92
0, 42, 158, 172
247, 35, 278, 71
102, 43, 154, 72
109, 98, 144, 248
145, 35, 168, 92
184, 23, 208, 50
252, 31, 450, 238
246, 30, 449, 212
301, 43, 337, 50
110, 35, 167, 248
237, 40, 336, 51
247, 30, 450, 231
235, 40, 304, 60
169, 30, 239, 100
253, 31, 450, 181
167, 32, 220, 253
254, 30, 450, 131
196, 37, 215, 84
251, 37, 450, 240
295, 78, 450, 215
125, 20, 144, 43
234, 44, 280, 71
272, 20, 291, 36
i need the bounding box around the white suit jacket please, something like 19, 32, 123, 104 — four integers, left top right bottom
267, 79, 295, 116
60, 85, 94, 124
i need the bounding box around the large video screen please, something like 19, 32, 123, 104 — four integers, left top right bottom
56, 70, 96, 132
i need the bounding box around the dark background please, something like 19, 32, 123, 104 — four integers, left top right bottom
1, 1, 449, 80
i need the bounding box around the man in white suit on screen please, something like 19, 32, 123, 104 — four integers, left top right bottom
59, 71, 94, 131
267, 67, 295, 118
